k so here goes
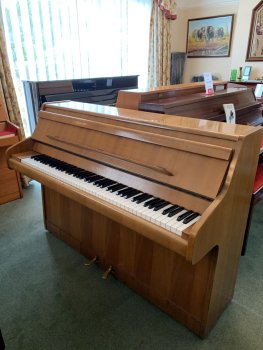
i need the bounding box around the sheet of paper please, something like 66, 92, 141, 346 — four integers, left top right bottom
223, 103, 236, 124
203, 72, 214, 95
255, 84, 263, 98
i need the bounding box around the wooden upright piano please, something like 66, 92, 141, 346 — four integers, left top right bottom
6, 101, 263, 337
116, 81, 263, 126
0, 81, 22, 204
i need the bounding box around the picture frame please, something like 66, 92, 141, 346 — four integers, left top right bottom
242, 66, 252, 81
255, 83, 263, 98
246, 0, 263, 61
186, 15, 234, 58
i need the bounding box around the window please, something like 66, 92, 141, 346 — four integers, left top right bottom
1, 0, 151, 135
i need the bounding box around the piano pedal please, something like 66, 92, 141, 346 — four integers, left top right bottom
84, 256, 98, 267
102, 266, 113, 280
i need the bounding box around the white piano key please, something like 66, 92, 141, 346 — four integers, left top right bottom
150, 205, 173, 224
175, 216, 201, 236
165, 210, 188, 231
22, 156, 201, 237
131, 199, 154, 216
158, 209, 184, 228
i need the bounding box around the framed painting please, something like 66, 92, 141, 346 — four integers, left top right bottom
186, 15, 234, 58
246, 0, 263, 61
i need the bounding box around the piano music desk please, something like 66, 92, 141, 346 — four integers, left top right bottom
6, 101, 263, 337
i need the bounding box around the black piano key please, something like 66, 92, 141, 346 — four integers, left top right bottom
70, 167, 83, 173
107, 184, 126, 192
78, 173, 93, 179
87, 175, 104, 183
106, 183, 119, 191
124, 190, 141, 199
144, 197, 160, 207
93, 178, 107, 186
83, 173, 97, 181
65, 167, 80, 174
84, 175, 97, 182
48, 162, 57, 168
74, 172, 88, 179
177, 211, 194, 222
136, 195, 152, 204
149, 199, 167, 210
132, 193, 150, 203
95, 179, 110, 185
153, 201, 170, 211
55, 164, 67, 170
117, 187, 133, 196
99, 180, 117, 188
182, 212, 200, 224
73, 170, 88, 177
122, 189, 140, 198
167, 207, 184, 217
162, 205, 179, 215
84, 174, 97, 182
96, 179, 115, 188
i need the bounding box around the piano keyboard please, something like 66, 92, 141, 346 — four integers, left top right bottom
22, 154, 201, 237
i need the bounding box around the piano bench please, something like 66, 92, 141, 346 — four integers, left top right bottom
242, 162, 263, 255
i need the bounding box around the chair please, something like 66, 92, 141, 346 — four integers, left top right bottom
242, 139, 263, 255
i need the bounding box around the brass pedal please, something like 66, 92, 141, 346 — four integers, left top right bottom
84, 256, 97, 267
102, 266, 113, 280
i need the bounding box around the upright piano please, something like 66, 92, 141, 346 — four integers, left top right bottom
0, 81, 22, 204
116, 81, 263, 126
6, 101, 263, 337
23, 75, 139, 133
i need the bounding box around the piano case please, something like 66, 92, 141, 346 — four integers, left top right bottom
6, 101, 263, 337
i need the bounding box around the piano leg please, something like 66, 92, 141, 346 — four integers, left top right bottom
41, 185, 218, 338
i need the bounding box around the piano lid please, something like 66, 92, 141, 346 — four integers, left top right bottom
43, 101, 257, 140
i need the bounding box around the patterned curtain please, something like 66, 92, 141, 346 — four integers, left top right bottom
148, 0, 177, 88
158, 0, 177, 19
0, 12, 24, 137
0, 6, 29, 187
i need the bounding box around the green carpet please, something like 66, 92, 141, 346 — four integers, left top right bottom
0, 181, 263, 350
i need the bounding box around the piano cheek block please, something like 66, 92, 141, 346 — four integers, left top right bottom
6, 98, 263, 338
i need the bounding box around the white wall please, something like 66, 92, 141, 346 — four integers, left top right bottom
170, 0, 262, 82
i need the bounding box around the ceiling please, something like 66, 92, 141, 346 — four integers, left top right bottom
176, 0, 240, 9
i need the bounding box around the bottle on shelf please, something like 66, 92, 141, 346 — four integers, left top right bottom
237, 67, 242, 81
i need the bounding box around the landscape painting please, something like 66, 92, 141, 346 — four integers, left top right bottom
186, 15, 234, 57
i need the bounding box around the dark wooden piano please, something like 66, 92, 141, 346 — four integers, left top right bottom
116, 81, 263, 126
6, 101, 263, 338
23, 75, 139, 133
